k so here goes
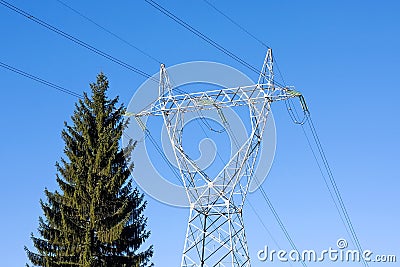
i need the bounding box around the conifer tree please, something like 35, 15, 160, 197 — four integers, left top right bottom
25, 73, 153, 267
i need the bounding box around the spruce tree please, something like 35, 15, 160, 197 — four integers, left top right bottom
25, 73, 153, 267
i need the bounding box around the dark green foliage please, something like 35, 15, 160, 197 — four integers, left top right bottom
25, 73, 153, 267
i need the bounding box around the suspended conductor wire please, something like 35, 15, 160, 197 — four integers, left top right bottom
0, 61, 83, 99
0, 63, 181, 189
200, 0, 288, 86
0, 60, 182, 188
259, 185, 308, 267
145, 0, 289, 86
285, 99, 308, 125
123, 130, 185, 188
306, 115, 369, 267
144, 0, 257, 74
298, 115, 354, 243
247, 200, 286, 253
0, 0, 217, 195
0, 59, 182, 188
55, 0, 162, 65
201, 0, 270, 49
287, 102, 369, 267
287, 103, 355, 249
0, 0, 159, 84
196, 106, 226, 133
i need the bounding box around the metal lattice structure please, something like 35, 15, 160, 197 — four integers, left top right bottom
132, 49, 301, 267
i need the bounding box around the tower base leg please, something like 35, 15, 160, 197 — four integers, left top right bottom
181, 206, 250, 267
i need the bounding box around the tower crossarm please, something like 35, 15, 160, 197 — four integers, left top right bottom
131, 85, 302, 118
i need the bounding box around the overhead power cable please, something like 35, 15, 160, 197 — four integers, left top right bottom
144, 0, 263, 77
258, 185, 307, 267
0, 60, 182, 188
201, 0, 270, 49
55, 0, 162, 65
125, 128, 185, 187
247, 200, 282, 251
287, 102, 368, 267
0, 0, 177, 184
0, 0, 158, 83
0, 61, 83, 99
0, 0, 182, 187
200, 0, 288, 86
305, 115, 369, 267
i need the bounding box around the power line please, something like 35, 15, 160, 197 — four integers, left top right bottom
200, 0, 288, 86
306, 115, 369, 267
55, 0, 162, 65
246, 199, 281, 249
258, 186, 307, 267
0, 0, 158, 83
246, 198, 298, 267
0, 0, 185, 188
0, 61, 83, 98
287, 102, 369, 267
144, 0, 262, 77
298, 115, 353, 239
0, 58, 182, 188
124, 128, 185, 188
201, 0, 270, 49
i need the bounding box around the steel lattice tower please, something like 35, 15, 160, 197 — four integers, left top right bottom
133, 49, 301, 267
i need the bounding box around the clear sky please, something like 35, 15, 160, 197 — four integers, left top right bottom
0, 0, 399, 266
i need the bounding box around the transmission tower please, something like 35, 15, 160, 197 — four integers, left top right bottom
133, 49, 303, 267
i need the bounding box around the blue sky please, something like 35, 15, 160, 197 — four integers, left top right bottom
0, 0, 399, 266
